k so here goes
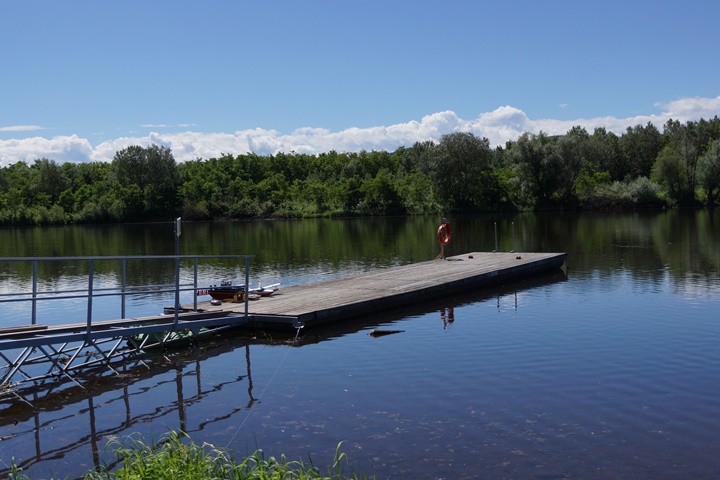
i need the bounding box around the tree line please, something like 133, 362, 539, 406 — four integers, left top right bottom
1, 118, 720, 225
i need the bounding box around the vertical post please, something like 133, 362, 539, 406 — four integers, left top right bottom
511, 221, 516, 253
87, 259, 94, 336
244, 256, 250, 317
493, 222, 498, 253
193, 257, 199, 312
121, 258, 127, 319
174, 217, 181, 327
31, 260, 38, 325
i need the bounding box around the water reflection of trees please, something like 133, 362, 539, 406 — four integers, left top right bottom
1, 210, 718, 296
510, 210, 720, 286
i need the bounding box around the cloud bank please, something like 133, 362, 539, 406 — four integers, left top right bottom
2, 96, 719, 167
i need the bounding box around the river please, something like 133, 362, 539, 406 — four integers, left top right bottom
1, 211, 719, 479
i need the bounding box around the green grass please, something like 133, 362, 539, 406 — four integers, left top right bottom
7, 431, 375, 480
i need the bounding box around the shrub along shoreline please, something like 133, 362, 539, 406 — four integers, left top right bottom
8, 431, 374, 480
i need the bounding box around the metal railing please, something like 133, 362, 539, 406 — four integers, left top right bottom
0, 255, 253, 330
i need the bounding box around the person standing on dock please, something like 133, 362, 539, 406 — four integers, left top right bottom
435, 218, 452, 260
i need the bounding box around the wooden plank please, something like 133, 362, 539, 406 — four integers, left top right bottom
0, 324, 48, 335
45, 310, 234, 332
197, 251, 566, 328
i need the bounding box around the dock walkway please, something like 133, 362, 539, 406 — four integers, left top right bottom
0, 251, 565, 391
201, 251, 567, 329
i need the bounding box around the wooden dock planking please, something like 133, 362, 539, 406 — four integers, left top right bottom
198, 251, 567, 328
0, 252, 566, 348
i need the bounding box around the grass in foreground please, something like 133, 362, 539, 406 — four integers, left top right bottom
8, 431, 375, 480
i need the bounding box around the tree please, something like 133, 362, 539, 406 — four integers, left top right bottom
697, 138, 720, 205
588, 127, 623, 181
31, 158, 70, 206
430, 132, 499, 211
657, 119, 712, 205
507, 132, 564, 208
396, 141, 436, 176
652, 144, 687, 205
619, 122, 663, 179
359, 168, 403, 214
557, 126, 592, 204
111, 145, 181, 219
1, 162, 33, 220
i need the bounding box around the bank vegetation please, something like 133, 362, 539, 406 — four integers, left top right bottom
7, 431, 371, 479
1, 118, 720, 225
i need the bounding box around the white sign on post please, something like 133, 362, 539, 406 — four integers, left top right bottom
175, 217, 181, 237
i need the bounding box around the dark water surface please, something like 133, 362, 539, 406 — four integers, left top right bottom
1, 211, 719, 479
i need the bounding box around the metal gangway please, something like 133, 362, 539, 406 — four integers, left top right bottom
0, 254, 254, 396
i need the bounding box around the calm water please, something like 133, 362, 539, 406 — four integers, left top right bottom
1, 211, 719, 479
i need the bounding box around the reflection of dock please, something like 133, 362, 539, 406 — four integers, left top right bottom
210, 252, 567, 329
280, 268, 569, 346
0, 340, 257, 478
0, 252, 565, 392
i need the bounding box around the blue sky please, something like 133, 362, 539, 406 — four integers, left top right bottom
2, 0, 719, 166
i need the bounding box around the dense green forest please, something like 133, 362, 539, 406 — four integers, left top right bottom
1, 118, 720, 225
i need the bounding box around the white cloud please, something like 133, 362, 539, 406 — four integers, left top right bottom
462, 106, 533, 145
0, 125, 45, 132
656, 96, 720, 120
0, 135, 95, 165
1, 96, 719, 167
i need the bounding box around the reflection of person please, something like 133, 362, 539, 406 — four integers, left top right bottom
435, 218, 452, 260
441, 307, 455, 329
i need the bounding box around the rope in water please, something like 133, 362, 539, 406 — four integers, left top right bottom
224, 325, 304, 449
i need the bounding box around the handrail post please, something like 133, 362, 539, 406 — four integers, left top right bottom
193, 257, 199, 312
174, 218, 181, 328
32, 260, 38, 325
174, 255, 180, 328
244, 256, 250, 317
121, 258, 127, 319
87, 259, 94, 336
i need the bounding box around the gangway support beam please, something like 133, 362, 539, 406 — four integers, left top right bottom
0, 312, 250, 395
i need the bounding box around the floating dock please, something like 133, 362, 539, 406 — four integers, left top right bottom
205, 251, 567, 329
0, 251, 565, 391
